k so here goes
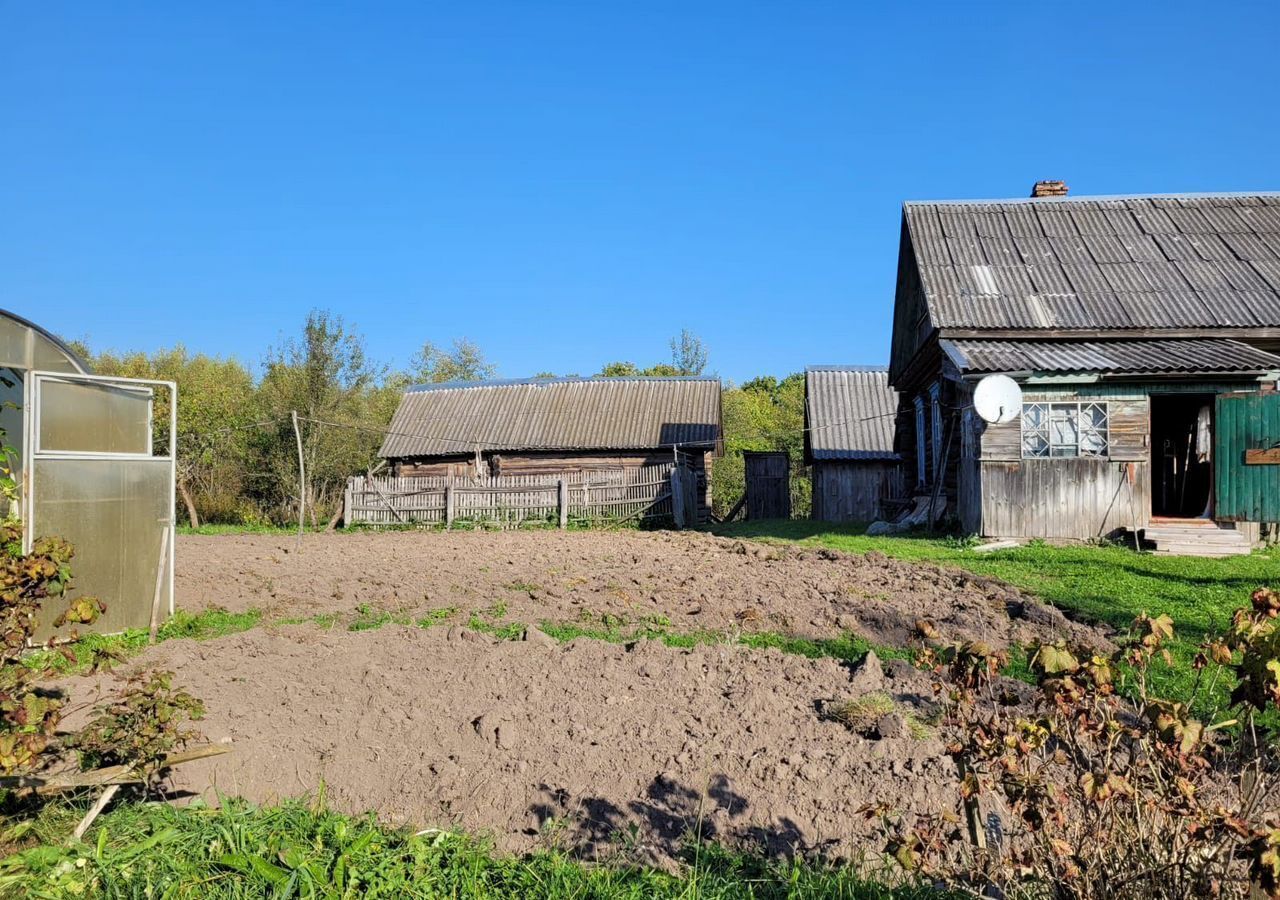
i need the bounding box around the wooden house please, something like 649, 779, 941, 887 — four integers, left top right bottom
804, 366, 903, 522
379, 375, 722, 517
888, 184, 1280, 554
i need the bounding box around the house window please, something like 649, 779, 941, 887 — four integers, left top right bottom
914, 395, 927, 487
1022, 401, 1109, 458
929, 383, 943, 478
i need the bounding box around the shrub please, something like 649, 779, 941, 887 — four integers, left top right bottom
68, 670, 205, 773
873, 589, 1280, 899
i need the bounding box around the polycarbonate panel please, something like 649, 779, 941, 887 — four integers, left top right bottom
39, 378, 153, 454
0, 318, 29, 370
0, 314, 82, 373
0, 370, 22, 517
29, 457, 170, 641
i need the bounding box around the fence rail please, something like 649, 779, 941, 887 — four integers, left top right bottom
344, 464, 687, 529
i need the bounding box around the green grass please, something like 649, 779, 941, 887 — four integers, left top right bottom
349, 603, 412, 632
178, 523, 312, 536
415, 606, 459, 628
716, 520, 1280, 719
24, 608, 263, 676
0, 796, 949, 900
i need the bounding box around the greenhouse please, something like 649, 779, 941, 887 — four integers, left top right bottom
0, 309, 175, 639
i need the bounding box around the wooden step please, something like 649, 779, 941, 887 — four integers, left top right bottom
1139, 521, 1255, 557
1151, 543, 1253, 557
1145, 529, 1249, 545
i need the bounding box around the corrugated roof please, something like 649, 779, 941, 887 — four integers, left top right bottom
805, 367, 900, 461
904, 194, 1280, 330
379, 376, 722, 458
940, 338, 1280, 376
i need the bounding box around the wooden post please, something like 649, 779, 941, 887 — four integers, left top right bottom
147, 524, 171, 643
291, 410, 306, 548
445, 484, 455, 529
670, 469, 687, 530
558, 479, 567, 529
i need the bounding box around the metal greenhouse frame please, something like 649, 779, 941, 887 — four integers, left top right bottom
0, 310, 177, 639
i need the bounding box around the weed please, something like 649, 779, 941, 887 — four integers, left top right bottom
822, 692, 897, 729
349, 604, 410, 632
0, 795, 952, 899
415, 606, 458, 628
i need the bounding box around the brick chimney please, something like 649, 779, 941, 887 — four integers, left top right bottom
1031, 180, 1069, 198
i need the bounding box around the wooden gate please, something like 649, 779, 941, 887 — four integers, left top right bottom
744, 451, 791, 520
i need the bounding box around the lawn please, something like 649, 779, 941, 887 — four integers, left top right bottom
716, 520, 1280, 718
0, 796, 950, 900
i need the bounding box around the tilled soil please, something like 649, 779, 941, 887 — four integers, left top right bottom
177, 530, 1108, 652
67, 530, 1112, 865
65, 625, 978, 866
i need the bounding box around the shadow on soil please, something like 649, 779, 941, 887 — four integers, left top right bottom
529, 773, 815, 864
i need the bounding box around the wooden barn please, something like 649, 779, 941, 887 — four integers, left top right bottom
378, 375, 722, 517
888, 184, 1280, 554
804, 366, 903, 522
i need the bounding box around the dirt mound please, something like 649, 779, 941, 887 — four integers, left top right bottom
177, 531, 1109, 652
65, 625, 963, 866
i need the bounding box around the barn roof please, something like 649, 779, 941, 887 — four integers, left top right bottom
903, 193, 1280, 331
940, 337, 1280, 377
378, 376, 721, 459
804, 367, 900, 461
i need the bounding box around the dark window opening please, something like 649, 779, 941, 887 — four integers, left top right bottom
1150, 393, 1214, 519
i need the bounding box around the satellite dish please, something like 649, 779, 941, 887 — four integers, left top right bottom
973, 374, 1023, 425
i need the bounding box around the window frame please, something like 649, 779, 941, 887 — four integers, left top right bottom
928, 382, 942, 480
913, 395, 927, 487
1020, 400, 1110, 459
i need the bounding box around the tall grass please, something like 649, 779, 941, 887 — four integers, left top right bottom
0, 796, 951, 899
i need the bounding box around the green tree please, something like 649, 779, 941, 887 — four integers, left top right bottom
596, 361, 642, 377
714, 372, 808, 517
408, 338, 496, 385
256, 310, 391, 526
596, 331, 709, 378
669, 329, 709, 375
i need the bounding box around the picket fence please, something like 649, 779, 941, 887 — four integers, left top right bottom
344, 463, 695, 529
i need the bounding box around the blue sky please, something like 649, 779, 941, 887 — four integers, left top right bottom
3, 2, 1277, 383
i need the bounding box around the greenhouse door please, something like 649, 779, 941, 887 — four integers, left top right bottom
1214, 391, 1280, 523
24, 372, 176, 640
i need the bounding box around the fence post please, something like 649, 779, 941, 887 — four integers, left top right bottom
558, 479, 567, 529
670, 468, 686, 530
445, 484, 455, 529
343, 479, 353, 528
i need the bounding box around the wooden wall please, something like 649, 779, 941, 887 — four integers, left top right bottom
977, 458, 1150, 540
964, 388, 1149, 540
811, 461, 904, 523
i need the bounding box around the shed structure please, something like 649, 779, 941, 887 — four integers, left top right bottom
0, 309, 176, 637
378, 376, 722, 521
887, 187, 1280, 553
804, 366, 904, 522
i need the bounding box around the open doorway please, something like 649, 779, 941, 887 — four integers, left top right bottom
1150, 393, 1214, 519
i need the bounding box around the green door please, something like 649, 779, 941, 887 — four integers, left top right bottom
1215, 391, 1280, 522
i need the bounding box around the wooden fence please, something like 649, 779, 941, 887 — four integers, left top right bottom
344, 463, 696, 529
